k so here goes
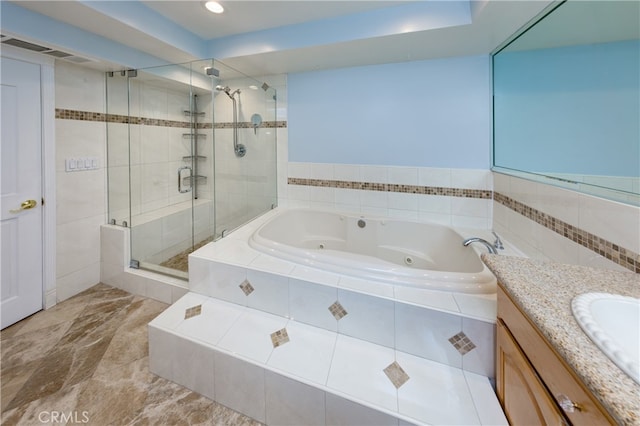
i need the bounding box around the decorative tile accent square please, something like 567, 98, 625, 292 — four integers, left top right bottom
328, 301, 348, 320
383, 361, 410, 389
270, 328, 290, 348
184, 304, 202, 319
239, 279, 255, 296
448, 331, 476, 355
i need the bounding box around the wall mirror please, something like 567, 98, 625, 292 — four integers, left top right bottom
492, 0, 639, 206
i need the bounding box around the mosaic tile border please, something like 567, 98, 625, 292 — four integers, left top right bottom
55, 108, 287, 129
287, 178, 492, 199
289, 177, 638, 273
495, 192, 639, 274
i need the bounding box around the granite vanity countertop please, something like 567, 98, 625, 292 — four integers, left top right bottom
481, 255, 640, 425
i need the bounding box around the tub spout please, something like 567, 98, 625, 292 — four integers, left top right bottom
463, 237, 498, 255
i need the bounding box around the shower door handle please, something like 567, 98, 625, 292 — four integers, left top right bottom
178, 166, 192, 193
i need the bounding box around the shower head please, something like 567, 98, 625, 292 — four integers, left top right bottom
215, 85, 240, 99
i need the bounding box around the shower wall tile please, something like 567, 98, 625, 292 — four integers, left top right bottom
55, 62, 107, 301
57, 214, 103, 278
55, 61, 105, 112
56, 168, 106, 225
141, 83, 169, 120
162, 209, 191, 249
140, 125, 169, 163
105, 123, 129, 168
167, 91, 190, 122
100, 225, 127, 287
55, 261, 101, 302
55, 119, 106, 172
128, 124, 142, 166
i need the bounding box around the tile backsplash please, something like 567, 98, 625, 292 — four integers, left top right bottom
493, 172, 639, 273
282, 162, 493, 229
282, 163, 639, 274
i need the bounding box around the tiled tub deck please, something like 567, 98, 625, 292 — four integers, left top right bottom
149, 209, 508, 425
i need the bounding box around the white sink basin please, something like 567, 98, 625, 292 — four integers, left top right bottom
572, 292, 640, 385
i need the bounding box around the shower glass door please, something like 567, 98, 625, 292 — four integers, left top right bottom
211, 60, 278, 237
106, 59, 278, 279
130, 62, 212, 279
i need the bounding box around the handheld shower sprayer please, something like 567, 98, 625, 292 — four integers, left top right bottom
215, 85, 240, 99
215, 85, 246, 157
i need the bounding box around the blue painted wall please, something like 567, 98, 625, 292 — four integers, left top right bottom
288, 55, 491, 169
494, 39, 640, 177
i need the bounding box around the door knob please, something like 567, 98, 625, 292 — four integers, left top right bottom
10, 199, 37, 213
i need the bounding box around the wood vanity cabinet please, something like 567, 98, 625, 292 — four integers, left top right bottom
496, 284, 615, 425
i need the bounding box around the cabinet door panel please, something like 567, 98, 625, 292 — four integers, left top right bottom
497, 320, 568, 426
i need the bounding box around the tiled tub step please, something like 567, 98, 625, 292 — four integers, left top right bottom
189, 252, 497, 378
149, 292, 507, 425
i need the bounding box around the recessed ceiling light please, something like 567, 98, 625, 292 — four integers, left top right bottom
205, 1, 224, 14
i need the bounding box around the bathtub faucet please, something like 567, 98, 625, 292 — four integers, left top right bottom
462, 237, 498, 255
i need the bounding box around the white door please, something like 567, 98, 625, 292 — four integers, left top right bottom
1, 56, 44, 329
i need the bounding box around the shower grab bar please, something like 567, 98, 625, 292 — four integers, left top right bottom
178, 166, 192, 193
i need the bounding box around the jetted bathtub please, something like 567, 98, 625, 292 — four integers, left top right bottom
249, 209, 497, 294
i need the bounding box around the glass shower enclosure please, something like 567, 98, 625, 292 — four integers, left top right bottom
106, 59, 278, 279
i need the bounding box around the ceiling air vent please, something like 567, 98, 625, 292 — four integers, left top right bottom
43, 50, 73, 58
1, 38, 50, 52
1, 37, 93, 64
62, 56, 92, 64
